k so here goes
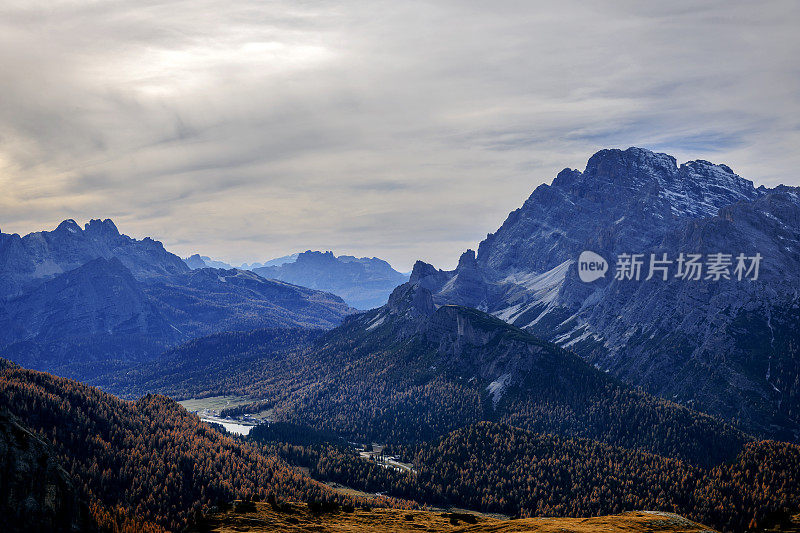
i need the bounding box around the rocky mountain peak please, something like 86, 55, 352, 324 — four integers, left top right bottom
296, 250, 337, 264
584, 147, 678, 182
457, 249, 478, 270
84, 218, 120, 238
250, 250, 408, 309
183, 254, 207, 269
576, 148, 759, 219
550, 167, 582, 189
409, 260, 451, 294
473, 147, 766, 277
410, 260, 439, 282
0, 219, 189, 299
55, 219, 81, 234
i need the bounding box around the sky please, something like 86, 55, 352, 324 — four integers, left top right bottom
0, 1, 798, 271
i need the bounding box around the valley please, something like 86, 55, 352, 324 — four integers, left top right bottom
178, 396, 266, 436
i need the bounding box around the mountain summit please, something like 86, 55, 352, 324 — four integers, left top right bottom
476, 146, 763, 278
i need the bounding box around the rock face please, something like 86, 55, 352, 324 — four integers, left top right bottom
476, 148, 763, 278
0, 257, 177, 372
361, 283, 590, 391
0, 220, 354, 379
417, 147, 800, 440
0, 408, 93, 532
253, 250, 408, 310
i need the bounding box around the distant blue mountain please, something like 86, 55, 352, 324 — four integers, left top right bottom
182, 254, 235, 270
184, 249, 405, 309
253, 250, 409, 310
240, 254, 300, 270
184, 253, 305, 271
184, 253, 300, 271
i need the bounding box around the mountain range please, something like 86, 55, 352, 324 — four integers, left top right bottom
0, 218, 187, 299
240, 253, 300, 270
183, 253, 300, 270
87, 147, 800, 444
183, 253, 300, 271
4, 148, 797, 440
0, 220, 352, 379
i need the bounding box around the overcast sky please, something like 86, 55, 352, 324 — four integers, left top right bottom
1, 1, 798, 270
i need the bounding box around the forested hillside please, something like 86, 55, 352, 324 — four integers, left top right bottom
405, 423, 800, 532
0, 359, 404, 532
250, 421, 800, 532
92, 327, 324, 399
0, 409, 95, 532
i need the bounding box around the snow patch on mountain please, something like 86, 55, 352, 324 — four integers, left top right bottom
486, 372, 512, 406
493, 260, 572, 326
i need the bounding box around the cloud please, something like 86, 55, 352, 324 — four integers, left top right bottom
0, 0, 798, 270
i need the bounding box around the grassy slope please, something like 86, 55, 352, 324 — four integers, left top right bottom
193, 501, 718, 533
